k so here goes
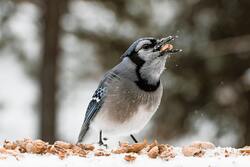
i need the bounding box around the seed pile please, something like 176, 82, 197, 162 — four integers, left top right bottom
1, 139, 93, 159
112, 140, 175, 161
0, 139, 250, 162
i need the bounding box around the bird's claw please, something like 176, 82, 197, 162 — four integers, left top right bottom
98, 140, 108, 148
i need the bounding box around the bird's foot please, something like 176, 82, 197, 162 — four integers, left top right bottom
98, 140, 108, 148
98, 130, 108, 148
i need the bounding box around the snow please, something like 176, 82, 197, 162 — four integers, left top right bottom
57, 80, 99, 142
0, 2, 40, 141
0, 147, 250, 167
170, 117, 239, 147
0, 55, 38, 142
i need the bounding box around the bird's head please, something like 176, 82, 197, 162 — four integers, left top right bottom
121, 36, 181, 86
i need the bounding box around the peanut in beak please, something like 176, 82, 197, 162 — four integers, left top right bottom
160, 44, 174, 52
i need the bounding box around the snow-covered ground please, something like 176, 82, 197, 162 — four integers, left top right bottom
0, 55, 38, 141
0, 153, 249, 167
1, 142, 250, 167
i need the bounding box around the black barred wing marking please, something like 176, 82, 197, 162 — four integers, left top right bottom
77, 85, 107, 143
84, 86, 107, 123
77, 72, 120, 143
91, 87, 106, 102
83, 71, 120, 124
84, 71, 121, 121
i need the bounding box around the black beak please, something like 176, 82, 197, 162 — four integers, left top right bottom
154, 35, 182, 54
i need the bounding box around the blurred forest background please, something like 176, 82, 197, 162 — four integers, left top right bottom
0, 0, 250, 147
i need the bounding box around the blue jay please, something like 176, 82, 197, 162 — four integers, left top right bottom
77, 36, 181, 145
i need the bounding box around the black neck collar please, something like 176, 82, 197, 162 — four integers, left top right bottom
128, 53, 160, 92
135, 79, 160, 92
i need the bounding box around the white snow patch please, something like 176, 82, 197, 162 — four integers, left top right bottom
171, 117, 239, 147
0, 55, 38, 141
57, 80, 98, 143
0, 147, 250, 167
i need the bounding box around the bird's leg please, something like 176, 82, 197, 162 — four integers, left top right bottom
98, 130, 107, 148
98, 130, 104, 145
130, 134, 138, 143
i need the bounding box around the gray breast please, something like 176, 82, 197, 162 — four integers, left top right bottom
102, 77, 163, 123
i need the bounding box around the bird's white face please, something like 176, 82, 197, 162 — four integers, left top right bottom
136, 40, 162, 61
136, 39, 166, 85
135, 37, 180, 60
134, 37, 180, 85
120, 36, 181, 88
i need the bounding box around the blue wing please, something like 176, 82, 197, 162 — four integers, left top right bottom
84, 86, 107, 123
77, 72, 119, 143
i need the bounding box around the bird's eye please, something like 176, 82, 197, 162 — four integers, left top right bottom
141, 44, 151, 50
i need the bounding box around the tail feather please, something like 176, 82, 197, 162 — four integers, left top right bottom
77, 122, 89, 143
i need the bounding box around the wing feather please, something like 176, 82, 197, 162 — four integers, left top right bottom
77, 72, 119, 143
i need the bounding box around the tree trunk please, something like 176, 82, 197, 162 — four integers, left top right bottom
40, 0, 68, 143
